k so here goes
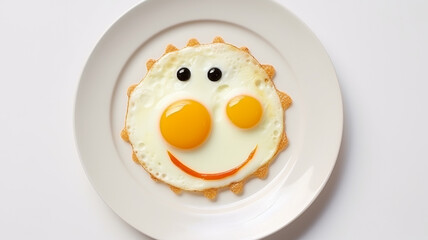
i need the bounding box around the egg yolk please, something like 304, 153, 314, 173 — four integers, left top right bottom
160, 99, 211, 149
226, 95, 263, 129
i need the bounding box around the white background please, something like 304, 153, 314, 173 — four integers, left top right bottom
1, 0, 427, 239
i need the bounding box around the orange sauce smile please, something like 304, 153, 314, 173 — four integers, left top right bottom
167, 146, 257, 180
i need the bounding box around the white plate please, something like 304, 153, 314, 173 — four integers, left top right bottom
74, 0, 343, 239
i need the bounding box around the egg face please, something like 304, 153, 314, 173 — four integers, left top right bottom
125, 39, 289, 195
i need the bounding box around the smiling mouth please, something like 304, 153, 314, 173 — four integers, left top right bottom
167, 146, 258, 180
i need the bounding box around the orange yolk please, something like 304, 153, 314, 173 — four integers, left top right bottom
160, 99, 211, 149
226, 95, 263, 129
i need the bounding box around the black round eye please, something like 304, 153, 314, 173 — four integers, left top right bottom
207, 67, 222, 82
177, 67, 191, 81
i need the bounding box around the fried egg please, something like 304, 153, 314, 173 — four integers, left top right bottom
122, 37, 291, 199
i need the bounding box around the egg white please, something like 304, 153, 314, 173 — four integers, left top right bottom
126, 43, 284, 191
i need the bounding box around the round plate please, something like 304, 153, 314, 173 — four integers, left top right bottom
74, 0, 343, 239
